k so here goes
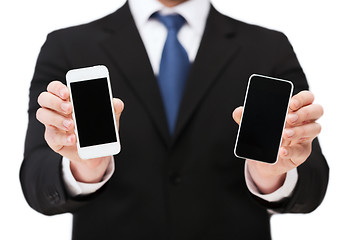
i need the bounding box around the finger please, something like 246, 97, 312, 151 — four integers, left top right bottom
287, 104, 324, 126
232, 106, 243, 125
113, 98, 124, 129
36, 108, 74, 131
280, 131, 292, 147
289, 90, 314, 112
37, 91, 72, 115
278, 148, 299, 169
44, 126, 76, 153
47, 81, 70, 100
279, 143, 311, 167
283, 122, 322, 144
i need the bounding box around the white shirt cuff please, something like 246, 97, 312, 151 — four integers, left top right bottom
244, 161, 298, 202
62, 156, 115, 197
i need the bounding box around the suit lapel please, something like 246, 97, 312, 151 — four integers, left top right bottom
100, 4, 171, 144
99, 4, 241, 146
173, 6, 241, 141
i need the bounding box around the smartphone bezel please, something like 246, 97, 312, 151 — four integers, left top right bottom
66, 65, 120, 160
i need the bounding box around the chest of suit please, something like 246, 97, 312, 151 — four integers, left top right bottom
59, 5, 307, 239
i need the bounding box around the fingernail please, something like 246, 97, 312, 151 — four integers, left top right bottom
291, 99, 299, 108
281, 148, 288, 156
61, 102, 70, 113
60, 89, 66, 98
288, 114, 298, 123
285, 129, 294, 138
63, 119, 71, 129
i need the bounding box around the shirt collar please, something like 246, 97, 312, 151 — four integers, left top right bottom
128, 0, 211, 36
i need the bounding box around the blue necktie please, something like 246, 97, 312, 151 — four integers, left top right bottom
154, 13, 190, 134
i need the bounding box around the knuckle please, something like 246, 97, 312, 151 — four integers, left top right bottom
38, 92, 58, 110
317, 104, 324, 116
48, 80, 66, 97
311, 93, 315, 102
47, 81, 56, 92
302, 90, 311, 95
44, 127, 54, 144
300, 108, 309, 121
295, 93, 303, 102
305, 90, 315, 102
47, 81, 60, 91
44, 127, 62, 152
37, 92, 46, 106
316, 124, 322, 135
49, 95, 61, 111
297, 90, 314, 106
36, 108, 44, 122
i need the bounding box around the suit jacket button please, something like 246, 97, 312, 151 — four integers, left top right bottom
47, 191, 60, 204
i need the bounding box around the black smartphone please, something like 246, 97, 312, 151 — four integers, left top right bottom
234, 74, 293, 164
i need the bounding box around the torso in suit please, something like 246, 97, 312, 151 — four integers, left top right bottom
20, 3, 329, 240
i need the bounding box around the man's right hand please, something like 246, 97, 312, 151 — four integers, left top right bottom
36, 81, 124, 183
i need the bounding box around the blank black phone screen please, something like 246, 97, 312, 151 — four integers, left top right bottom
70, 78, 117, 147
235, 75, 293, 163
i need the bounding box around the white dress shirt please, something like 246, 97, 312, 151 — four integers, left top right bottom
62, 0, 298, 202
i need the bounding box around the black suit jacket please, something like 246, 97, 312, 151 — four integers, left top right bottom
20, 3, 329, 240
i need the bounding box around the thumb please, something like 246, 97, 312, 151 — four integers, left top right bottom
232, 106, 243, 125
113, 98, 124, 129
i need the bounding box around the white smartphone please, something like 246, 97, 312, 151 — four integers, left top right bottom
234, 74, 293, 164
66, 65, 120, 160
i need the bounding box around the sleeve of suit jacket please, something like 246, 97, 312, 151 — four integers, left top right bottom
20, 31, 100, 215
250, 32, 329, 213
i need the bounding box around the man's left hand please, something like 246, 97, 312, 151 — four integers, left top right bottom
233, 90, 323, 194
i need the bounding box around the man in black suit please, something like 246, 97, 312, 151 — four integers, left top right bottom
20, 0, 329, 239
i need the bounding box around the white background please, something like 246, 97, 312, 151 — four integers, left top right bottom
1, 0, 351, 239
